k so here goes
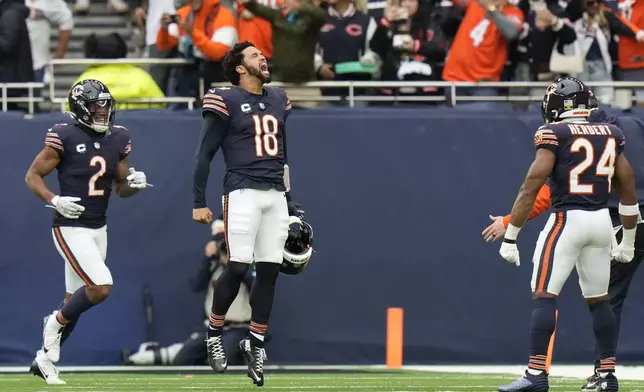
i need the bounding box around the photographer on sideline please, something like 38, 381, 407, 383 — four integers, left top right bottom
125, 214, 255, 366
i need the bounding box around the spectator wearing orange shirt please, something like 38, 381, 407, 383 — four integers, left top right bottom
238, 0, 282, 66
157, 0, 237, 104
442, 0, 524, 97
617, 0, 644, 106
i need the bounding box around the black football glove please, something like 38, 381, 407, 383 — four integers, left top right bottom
285, 192, 305, 219
288, 201, 305, 218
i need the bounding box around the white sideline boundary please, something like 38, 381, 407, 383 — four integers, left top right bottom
0, 364, 643, 380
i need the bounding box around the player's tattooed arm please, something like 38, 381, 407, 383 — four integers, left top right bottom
508, 149, 556, 228
25, 146, 61, 204
114, 157, 140, 198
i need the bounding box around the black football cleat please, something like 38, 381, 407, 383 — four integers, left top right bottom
498, 371, 549, 392
29, 359, 44, 380
581, 372, 600, 391
239, 338, 267, 387
205, 335, 227, 373
597, 372, 618, 392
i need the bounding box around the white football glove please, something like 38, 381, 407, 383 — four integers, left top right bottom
49, 195, 85, 219
127, 167, 151, 189
612, 242, 635, 263
611, 228, 635, 263
499, 241, 521, 267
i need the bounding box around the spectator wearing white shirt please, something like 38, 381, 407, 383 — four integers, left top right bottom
25, 0, 73, 83
131, 0, 177, 94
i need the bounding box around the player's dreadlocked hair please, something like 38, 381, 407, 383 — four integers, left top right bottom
223, 41, 255, 86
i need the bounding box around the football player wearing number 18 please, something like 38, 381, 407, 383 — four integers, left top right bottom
497, 78, 638, 392
24, 80, 151, 385
192, 41, 304, 387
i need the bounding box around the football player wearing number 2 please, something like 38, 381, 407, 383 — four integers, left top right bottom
24, 80, 151, 385
192, 41, 304, 387
497, 78, 638, 392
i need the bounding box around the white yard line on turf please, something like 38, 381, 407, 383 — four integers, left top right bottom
403, 365, 644, 380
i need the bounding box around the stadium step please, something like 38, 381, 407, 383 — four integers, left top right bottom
51, 39, 136, 52
47, 0, 139, 105
51, 27, 132, 41
72, 15, 129, 28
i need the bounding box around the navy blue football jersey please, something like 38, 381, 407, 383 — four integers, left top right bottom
534, 121, 625, 212
45, 123, 131, 228
202, 86, 292, 194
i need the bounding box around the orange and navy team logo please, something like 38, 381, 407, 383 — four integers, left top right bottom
71, 85, 84, 100
534, 129, 558, 147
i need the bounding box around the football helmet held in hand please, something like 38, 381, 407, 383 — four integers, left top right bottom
281, 216, 313, 275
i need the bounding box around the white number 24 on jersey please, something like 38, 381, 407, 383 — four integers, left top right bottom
569, 138, 617, 194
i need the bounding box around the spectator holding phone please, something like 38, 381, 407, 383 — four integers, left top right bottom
129, 0, 176, 94
157, 0, 237, 104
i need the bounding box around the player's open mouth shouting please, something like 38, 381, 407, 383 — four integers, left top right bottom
260, 61, 269, 76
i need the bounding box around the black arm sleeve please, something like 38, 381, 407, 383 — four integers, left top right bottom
193, 112, 227, 209
283, 122, 289, 165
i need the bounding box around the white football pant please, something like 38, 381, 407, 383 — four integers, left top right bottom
531, 209, 613, 298
52, 225, 112, 293
222, 189, 290, 264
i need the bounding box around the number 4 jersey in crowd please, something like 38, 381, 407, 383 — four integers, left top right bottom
442, 0, 524, 82
45, 123, 131, 228
202, 86, 291, 195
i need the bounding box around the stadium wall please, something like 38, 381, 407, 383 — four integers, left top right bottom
1, 107, 643, 366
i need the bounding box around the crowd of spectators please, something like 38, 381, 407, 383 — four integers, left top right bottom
3, 0, 644, 109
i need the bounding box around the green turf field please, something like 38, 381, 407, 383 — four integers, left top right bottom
2, 371, 644, 392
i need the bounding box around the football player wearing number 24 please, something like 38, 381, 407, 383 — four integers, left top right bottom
496, 78, 637, 392
192, 41, 305, 387
24, 80, 151, 385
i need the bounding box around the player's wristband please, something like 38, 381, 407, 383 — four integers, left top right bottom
619, 202, 639, 216
622, 227, 637, 248
504, 223, 521, 241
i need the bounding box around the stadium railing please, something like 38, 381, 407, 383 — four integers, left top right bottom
211, 80, 644, 107
0, 83, 45, 115
3, 57, 644, 113
47, 58, 198, 109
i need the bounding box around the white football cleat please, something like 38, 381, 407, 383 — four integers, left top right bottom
42, 311, 64, 363
35, 350, 66, 385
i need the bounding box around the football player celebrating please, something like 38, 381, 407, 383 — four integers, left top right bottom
192, 41, 304, 387
25, 80, 151, 385
496, 78, 638, 392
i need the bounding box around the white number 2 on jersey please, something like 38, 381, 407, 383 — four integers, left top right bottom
469, 18, 490, 47
88, 156, 107, 196
569, 138, 617, 194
